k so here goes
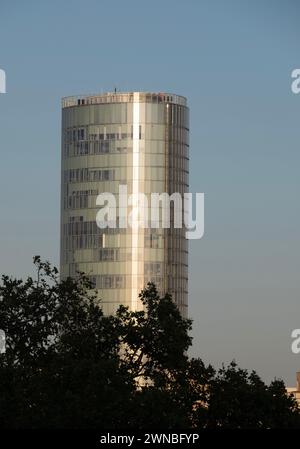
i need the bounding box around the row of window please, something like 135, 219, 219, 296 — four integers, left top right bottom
62, 234, 173, 253
63, 245, 167, 264
64, 141, 129, 157
63, 235, 101, 251
63, 125, 188, 146
88, 274, 164, 290
63, 221, 124, 236
64, 248, 121, 263
63, 220, 187, 241
64, 127, 141, 143
70, 189, 98, 196
65, 268, 186, 293
92, 275, 125, 289
64, 168, 115, 183
63, 142, 188, 161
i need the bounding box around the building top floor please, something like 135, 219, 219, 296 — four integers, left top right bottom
62, 91, 187, 109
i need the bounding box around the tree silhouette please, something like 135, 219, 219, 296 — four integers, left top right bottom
0, 257, 298, 428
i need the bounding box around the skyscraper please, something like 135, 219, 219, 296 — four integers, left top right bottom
60, 92, 189, 316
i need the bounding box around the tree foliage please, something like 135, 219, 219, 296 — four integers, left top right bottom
0, 257, 298, 428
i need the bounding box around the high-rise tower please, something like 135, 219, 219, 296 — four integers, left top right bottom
60, 92, 189, 316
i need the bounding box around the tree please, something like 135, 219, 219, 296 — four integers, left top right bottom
0, 257, 132, 428
193, 361, 300, 429
0, 257, 299, 429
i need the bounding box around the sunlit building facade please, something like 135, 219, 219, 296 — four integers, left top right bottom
60, 92, 189, 316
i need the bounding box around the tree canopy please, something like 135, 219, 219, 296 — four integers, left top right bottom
0, 257, 298, 429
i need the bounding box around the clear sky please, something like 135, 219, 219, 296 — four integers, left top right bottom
0, 0, 299, 385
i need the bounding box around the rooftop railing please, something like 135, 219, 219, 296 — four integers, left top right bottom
62, 92, 187, 108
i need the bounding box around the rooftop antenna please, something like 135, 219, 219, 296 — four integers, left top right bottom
114, 86, 117, 93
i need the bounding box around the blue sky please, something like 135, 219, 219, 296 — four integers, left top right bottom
0, 0, 299, 384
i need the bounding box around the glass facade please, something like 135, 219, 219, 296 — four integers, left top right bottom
60, 92, 189, 317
